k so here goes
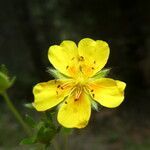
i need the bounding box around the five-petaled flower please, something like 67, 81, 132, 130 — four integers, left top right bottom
33, 38, 126, 128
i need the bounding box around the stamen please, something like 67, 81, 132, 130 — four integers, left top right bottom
91, 89, 94, 92
66, 66, 69, 69
79, 56, 84, 61
91, 67, 95, 70
79, 66, 83, 72
61, 81, 72, 89
75, 86, 82, 100
92, 93, 95, 98
71, 57, 75, 60
65, 101, 67, 104
94, 60, 96, 64
57, 85, 61, 88
74, 98, 78, 102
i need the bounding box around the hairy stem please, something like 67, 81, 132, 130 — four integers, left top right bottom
1, 91, 30, 135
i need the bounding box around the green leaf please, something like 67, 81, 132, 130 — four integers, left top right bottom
25, 114, 36, 128
45, 109, 56, 121
20, 137, 36, 145
37, 126, 56, 144
21, 112, 60, 146
92, 68, 111, 79
47, 68, 69, 79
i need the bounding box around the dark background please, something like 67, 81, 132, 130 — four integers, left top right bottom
0, 0, 150, 149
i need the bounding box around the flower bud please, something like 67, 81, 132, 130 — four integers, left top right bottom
0, 65, 15, 94
0, 72, 10, 93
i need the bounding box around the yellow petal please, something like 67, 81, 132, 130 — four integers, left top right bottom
48, 41, 79, 77
116, 80, 126, 91
33, 79, 74, 111
87, 78, 126, 108
78, 38, 110, 77
57, 92, 91, 128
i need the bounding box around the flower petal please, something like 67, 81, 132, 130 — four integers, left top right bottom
78, 38, 110, 77
116, 80, 126, 91
87, 78, 126, 108
48, 41, 79, 77
33, 79, 74, 111
57, 92, 91, 128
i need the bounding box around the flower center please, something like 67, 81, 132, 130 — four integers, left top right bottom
72, 74, 88, 101
75, 68, 88, 85
77, 75, 86, 84
74, 85, 83, 101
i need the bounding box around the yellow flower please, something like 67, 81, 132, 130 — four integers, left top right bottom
33, 38, 126, 128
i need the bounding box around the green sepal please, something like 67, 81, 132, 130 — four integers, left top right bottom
47, 68, 70, 79
9, 76, 16, 87
92, 68, 111, 79
24, 103, 34, 109
91, 100, 100, 112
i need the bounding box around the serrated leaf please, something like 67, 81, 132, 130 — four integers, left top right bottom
37, 126, 56, 144
36, 121, 45, 131
20, 137, 36, 145
25, 114, 36, 128
45, 109, 56, 121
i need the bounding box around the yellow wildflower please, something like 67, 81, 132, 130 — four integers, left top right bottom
33, 38, 126, 128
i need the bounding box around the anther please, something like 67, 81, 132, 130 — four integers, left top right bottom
57, 85, 61, 88
61, 87, 64, 90
94, 61, 96, 64
79, 56, 84, 61
91, 89, 94, 92
92, 93, 95, 98
91, 67, 95, 70
65, 101, 67, 104
79, 66, 83, 72
71, 57, 75, 60
74, 98, 78, 102
66, 66, 69, 69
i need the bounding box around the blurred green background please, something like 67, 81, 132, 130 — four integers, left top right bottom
0, 0, 150, 149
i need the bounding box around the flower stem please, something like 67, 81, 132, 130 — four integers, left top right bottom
52, 139, 60, 150
64, 134, 68, 150
1, 91, 31, 135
